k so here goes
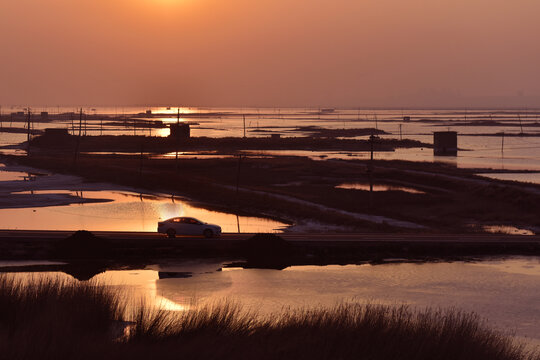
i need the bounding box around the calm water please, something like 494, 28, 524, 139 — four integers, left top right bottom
0, 165, 287, 232
2, 257, 540, 346
336, 183, 425, 194
0, 189, 287, 233
2, 107, 540, 230
3, 109, 540, 347
479, 172, 540, 185
3, 107, 540, 175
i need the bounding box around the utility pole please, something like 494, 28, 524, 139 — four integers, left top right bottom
368, 134, 376, 208
501, 132, 505, 155
174, 108, 181, 169
243, 115, 246, 138
399, 124, 403, 140
518, 113, 524, 135
26, 108, 32, 154
74, 109, 83, 166
235, 154, 242, 233
26, 108, 31, 142
79, 108, 83, 137
139, 143, 144, 184
370, 134, 375, 161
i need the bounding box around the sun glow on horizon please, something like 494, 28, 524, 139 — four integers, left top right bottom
145, 0, 192, 8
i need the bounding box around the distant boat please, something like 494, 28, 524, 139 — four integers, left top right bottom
321, 108, 335, 113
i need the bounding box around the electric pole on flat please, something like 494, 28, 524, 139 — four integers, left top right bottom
236, 154, 243, 233
74, 108, 83, 166
243, 115, 246, 138
368, 134, 377, 208
79, 108, 83, 137
26, 108, 32, 154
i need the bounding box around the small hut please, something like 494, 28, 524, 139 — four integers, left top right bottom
44, 128, 70, 138
434, 131, 457, 156
169, 123, 190, 139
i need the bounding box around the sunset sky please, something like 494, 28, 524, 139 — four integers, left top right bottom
1, 0, 539, 107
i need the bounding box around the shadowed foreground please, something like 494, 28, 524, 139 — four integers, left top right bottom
0, 276, 537, 360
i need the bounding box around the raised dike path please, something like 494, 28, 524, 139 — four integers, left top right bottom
1, 230, 539, 263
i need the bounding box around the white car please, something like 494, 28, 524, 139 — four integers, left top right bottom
158, 217, 222, 238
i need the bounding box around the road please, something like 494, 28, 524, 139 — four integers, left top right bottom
0, 229, 539, 245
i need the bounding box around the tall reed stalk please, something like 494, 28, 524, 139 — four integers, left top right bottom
0, 275, 537, 360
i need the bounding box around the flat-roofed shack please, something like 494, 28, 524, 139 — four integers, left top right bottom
434, 131, 457, 156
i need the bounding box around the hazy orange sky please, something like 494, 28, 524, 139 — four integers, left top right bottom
1, 0, 539, 108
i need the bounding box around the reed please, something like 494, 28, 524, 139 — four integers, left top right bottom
0, 275, 124, 359
0, 275, 537, 360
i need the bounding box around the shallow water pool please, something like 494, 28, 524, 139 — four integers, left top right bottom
2, 257, 540, 346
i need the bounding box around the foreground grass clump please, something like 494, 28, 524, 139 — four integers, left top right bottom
0, 275, 123, 359
128, 303, 538, 360
0, 275, 537, 360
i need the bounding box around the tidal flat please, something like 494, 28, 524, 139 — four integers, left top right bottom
6, 148, 540, 234
2, 108, 540, 360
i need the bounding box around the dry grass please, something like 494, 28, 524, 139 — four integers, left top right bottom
0, 275, 124, 359
128, 303, 538, 360
0, 275, 538, 360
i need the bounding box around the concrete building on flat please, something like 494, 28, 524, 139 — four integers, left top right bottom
169, 123, 190, 139
434, 131, 457, 156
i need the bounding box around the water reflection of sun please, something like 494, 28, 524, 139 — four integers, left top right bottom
149, 279, 190, 312
159, 201, 184, 220
94, 270, 189, 312
151, 107, 196, 115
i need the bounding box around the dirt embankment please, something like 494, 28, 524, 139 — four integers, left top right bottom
27, 133, 430, 153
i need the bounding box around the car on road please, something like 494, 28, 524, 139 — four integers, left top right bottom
157, 217, 222, 238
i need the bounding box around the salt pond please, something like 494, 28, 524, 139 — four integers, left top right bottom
478, 172, 540, 185
4, 108, 540, 179
0, 165, 288, 233
336, 183, 425, 194
2, 256, 540, 346
0, 189, 287, 233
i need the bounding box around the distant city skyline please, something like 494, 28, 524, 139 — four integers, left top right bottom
1, 0, 539, 108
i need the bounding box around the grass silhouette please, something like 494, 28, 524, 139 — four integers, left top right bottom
0, 275, 537, 360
